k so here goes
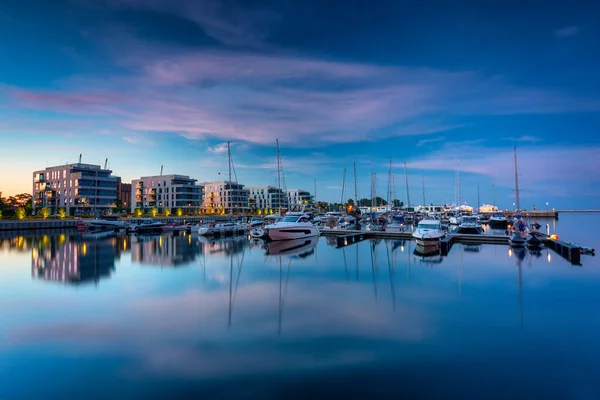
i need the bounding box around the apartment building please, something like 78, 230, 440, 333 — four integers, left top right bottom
202, 181, 250, 213
247, 186, 288, 212
32, 163, 117, 216
131, 174, 203, 214
286, 189, 313, 206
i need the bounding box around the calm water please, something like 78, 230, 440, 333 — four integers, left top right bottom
1, 214, 599, 399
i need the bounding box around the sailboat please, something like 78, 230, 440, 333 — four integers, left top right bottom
385, 159, 404, 233
266, 140, 320, 241
198, 141, 247, 237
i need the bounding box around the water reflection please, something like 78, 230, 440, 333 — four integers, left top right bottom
264, 237, 318, 258
131, 234, 201, 267
31, 234, 119, 285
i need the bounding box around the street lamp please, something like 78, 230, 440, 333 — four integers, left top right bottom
546, 202, 549, 210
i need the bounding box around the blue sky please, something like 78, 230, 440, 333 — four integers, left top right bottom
1, 0, 599, 208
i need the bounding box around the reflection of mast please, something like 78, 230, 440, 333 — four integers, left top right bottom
355, 242, 359, 280
343, 247, 348, 279
278, 256, 291, 335
517, 250, 524, 330
514, 146, 520, 210
458, 244, 463, 297
370, 240, 378, 300
386, 241, 396, 311
228, 244, 245, 328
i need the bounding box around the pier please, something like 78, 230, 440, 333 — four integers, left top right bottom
320, 229, 594, 265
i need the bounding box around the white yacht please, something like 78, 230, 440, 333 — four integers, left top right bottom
489, 212, 508, 228
456, 215, 483, 234
85, 215, 127, 231
198, 221, 247, 236
447, 211, 462, 225
265, 213, 319, 241
412, 219, 445, 246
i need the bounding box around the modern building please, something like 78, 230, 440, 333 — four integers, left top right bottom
202, 181, 250, 214
33, 163, 118, 216
131, 174, 203, 214
247, 186, 288, 212
116, 177, 132, 211
286, 189, 313, 206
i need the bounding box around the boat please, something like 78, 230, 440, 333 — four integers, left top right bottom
384, 214, 405, 233
456, 215, 483, 234
509, 232, 527, 247
248, 216, 264, 228
132, 219, 166, 234
447, 211, 462, 225
85, 215, 127, 231
526, 233, 543, 247
265, 212, 320, 241
412, 219, 445, 247
198, 221, 247, 237
489, 212, 508, 229
265, 236, 318, 257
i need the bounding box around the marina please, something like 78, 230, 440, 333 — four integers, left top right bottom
1, 212, 599, 398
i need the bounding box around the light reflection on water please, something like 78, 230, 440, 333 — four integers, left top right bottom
0, 214, 599, 399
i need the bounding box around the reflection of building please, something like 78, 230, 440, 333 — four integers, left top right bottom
202, 181, 250, 213
286, 189, 313, 205
247, 186, 288, 211
33, 162, 118, 216
31, 234, 117, 284
132, 174, 203, 214
131, 235, 201, 267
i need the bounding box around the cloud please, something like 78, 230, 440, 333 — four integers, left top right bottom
207, 142, 229, 153
555, 26, 580, 37
506, 136, 541, 143
104, 0, 280, 46
417, 137, 445, 147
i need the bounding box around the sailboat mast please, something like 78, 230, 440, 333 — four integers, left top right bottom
353, 162, 358, 208
421, 175, 425, 206
371, 162, 375, 210
477, 184, 480, 212
457, 160, 461, 207
276, 138, 281, 215
388, 158, 392, 212
514, 146, 520, 210
227, 141, 232, 184
404, 162, 410, 208
341, 166, 347, 207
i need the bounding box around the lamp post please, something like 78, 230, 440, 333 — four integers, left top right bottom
546, 202, 549, 210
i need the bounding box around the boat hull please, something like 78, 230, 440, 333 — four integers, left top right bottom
489, 219, 508, 229
266, 223, 320, 241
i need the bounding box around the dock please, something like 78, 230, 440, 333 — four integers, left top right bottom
319, 229, 594, 265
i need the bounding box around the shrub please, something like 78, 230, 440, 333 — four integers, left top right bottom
58, 208, 66, 219
40, 207, 50, 219
16, 207, 26, 220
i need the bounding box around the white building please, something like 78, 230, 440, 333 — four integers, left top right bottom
286, 189, 313, 206
131, 175, 203, 214
202, 181, 250, 213
247, 186, 288, 212
33, 163, 117, 216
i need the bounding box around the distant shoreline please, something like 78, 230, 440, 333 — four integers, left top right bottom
557, 210, 600, 213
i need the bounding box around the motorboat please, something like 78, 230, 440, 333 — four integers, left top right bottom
526, 233, 543, 247
248, 216, 264, 228
448, 212, 462, 226
198, 221, 247, 237
128, 218, 165, 234
489, 212, 508, 228
509, 232, 527, 247
265, 236, 318, 257
249, 214, 282, 239
412, 219, 445, 247
85, 215, 127, 231
385, 214, 405, 233
265, 213, 319, 241
456, 215, 483, 234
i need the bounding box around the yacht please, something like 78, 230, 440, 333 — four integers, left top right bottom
198, 221, 247, 237
456, 215, 483, 234
447, 211, 462, 225
412, 219, 445, 247
249, 214, 282, 239
85, 215, 127, 231
489, 212, 508, 229
265, 213, 319, 241
385, 214, 406, 233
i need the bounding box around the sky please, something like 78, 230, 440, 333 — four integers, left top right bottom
1, 0, 599, 209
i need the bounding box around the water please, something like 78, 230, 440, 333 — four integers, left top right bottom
1, 213, 599, 399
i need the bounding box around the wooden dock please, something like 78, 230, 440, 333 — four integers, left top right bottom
320, 229, 594, 265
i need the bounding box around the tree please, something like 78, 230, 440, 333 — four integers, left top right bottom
58, 208, 66, 219
134, 208, 142, 218
346, 199, 355, 205
176, 208, 183, 217
16, 207, 26, 220
151, 207, 158, 217
392, 199, 404, 207
358, 198, 371, 207
40, 207, 50, 219
164, 207, 171, 217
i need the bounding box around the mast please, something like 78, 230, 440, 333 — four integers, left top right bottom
276, 138, 281, 215
227, 141, 232, 184
492, 183, 496, 207
314, 178, 317, 204
457, 160, 461, 208
421, 175, 426, 206
371, 162, 375, 210
514, 146, 520, 210
404, 161, 410, 208
341, 166, 347, 209
477, 184, 480, 212
388, 158, 392, 214
353, 162, 358, 209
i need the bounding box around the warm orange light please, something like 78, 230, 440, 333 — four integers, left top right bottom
550, 234, 559, 240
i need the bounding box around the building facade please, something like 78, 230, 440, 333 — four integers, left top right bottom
131, 175, 203, 214
202, 181, 250, 214
286, 189, 313, 206
247, 186, 288, 212
33, 163, 118, 216
116, 177, 132, 211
